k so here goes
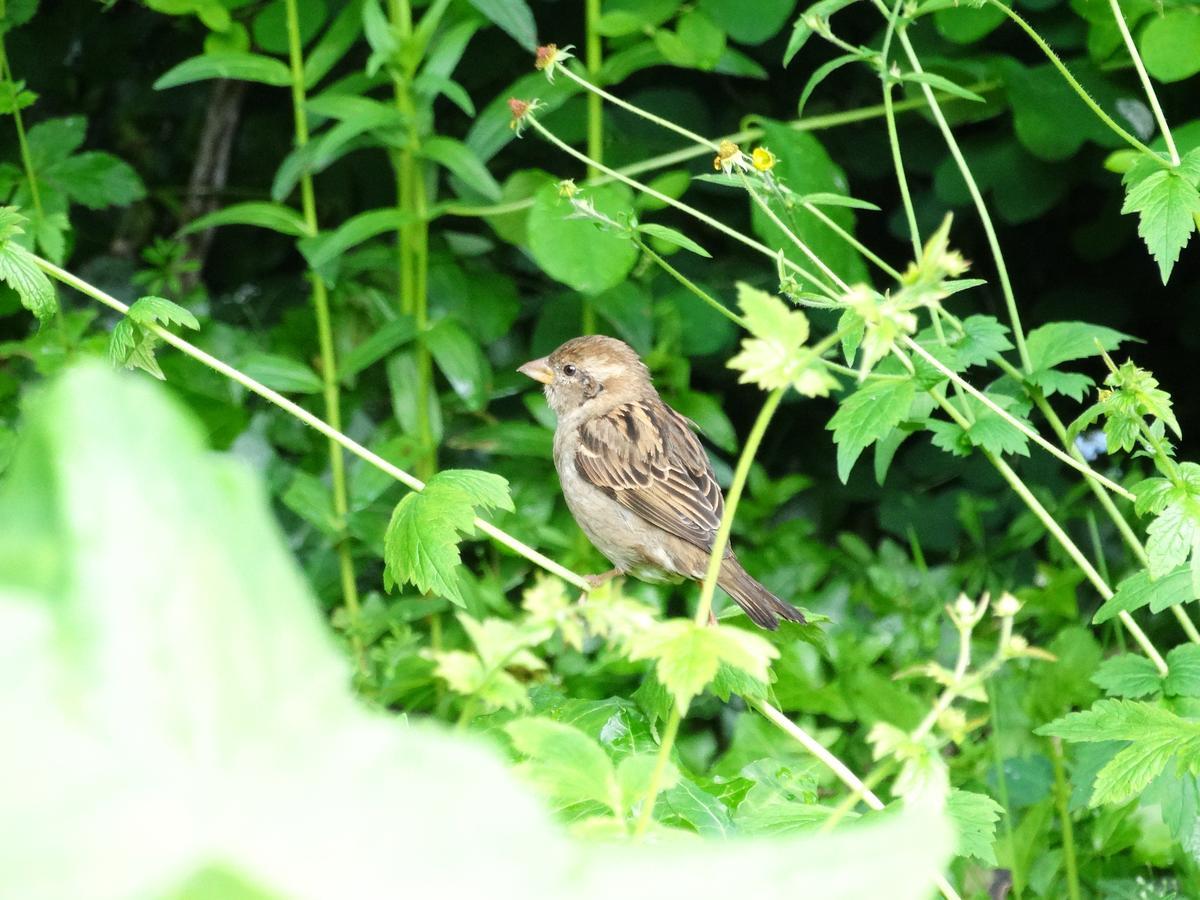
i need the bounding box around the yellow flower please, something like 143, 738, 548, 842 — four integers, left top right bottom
713, 139, 741, 173
751, 146, 777, 172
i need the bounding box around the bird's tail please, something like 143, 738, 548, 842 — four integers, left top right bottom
717, 557, 806, 630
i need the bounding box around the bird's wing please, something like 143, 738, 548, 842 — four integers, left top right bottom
574, 398, 724, 552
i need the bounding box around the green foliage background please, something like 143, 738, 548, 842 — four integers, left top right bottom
2, 0, 1200, 897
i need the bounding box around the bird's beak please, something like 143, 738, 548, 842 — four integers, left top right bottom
517, 356, 555, 385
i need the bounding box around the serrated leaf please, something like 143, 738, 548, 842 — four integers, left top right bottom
1120, 165, 1200, 284
828, 378, 916, 482
627, 620, 779, 712
180, 201, 311, 238
946, 790, 1004, 865
1024, 321, 1132, 372
1166, 645, 1200, 698
637, 223, 711, 257
1094, 565, 1195, 623
1037, 699, 1200, 806
1146, 500, 1200, 579
506, 718, 619, 813
1091, 654, 1164, 698
154, 52, 292, 89
927, 392, 1032, 459
0, 239, 55, 319
46, 152, 146, 209
383, 469, 513, 604
128, 296, 199, 331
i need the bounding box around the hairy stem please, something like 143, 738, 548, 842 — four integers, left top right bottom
633, 705, 682, 836
880, 0, 921, 258
1050, 736, 1082, 900
284, 0, 362, 667
0, 37, 41, 223
582, 0, 604, 335
636, 239, 748, 329
1107, 0, 1179, 165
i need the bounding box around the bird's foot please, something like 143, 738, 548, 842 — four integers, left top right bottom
578, 569, 621, 603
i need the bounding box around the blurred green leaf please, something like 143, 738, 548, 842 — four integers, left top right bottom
527, 182, 639, 295
154, 52, 292, 89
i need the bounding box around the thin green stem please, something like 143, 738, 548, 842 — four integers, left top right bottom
1049, 736, 1082, 900
582, 0, 603, 335
637, 239, 748, 329
983, 0, 1162, 160
695, 387, 787, 625
35, 255, 592, 594
880, 0, 921, 258
0, 41, 41, 222
1107, 0, 1179, 165
988, 451, 1168, 674
901, 337, 1134, 501
526, 115, 830, 289
887, 18, 1032, 373
634, 705, 682, 836
802, 200, 903, 281
284, 0, 362, 667
989, 689, 1022, 899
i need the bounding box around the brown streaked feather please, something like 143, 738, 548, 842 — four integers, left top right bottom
574, 398, 726, 552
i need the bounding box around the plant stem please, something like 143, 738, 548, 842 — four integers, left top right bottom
880, 0, 921, 258
901, 337, 1134, 501
1049, 736, 1082, 900
695, 386, 787, 625
983, 0, 1162, 160
886, 17, 1032, 373
987, 451, 1168, 674
633, 704, 682, 836
36, 255, 593, 595
802, 200, 903, 281
582, 0, 604, 335
0, 39, 41, 223
989, 689, 1022, 899
1107, 0, 1179, 165
526, 115, 831, 289
283, 0, 362, 667
636, 239, 748, 329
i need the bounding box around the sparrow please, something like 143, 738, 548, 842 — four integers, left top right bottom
519, 335, 805, 630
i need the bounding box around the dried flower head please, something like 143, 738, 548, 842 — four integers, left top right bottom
713, 139, 743, 174
507, 97, 542, 137
535, 43, 574, 82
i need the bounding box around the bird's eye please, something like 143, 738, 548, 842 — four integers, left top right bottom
563, 364, 577, 377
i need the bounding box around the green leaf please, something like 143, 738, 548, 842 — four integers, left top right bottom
506, 717, 619, 813
338, 316, 416, 382
0, 236, 55, 320
897, 70, 985, 103
797, 53, 861, 117
947, 790, 1004, 865
180, 201, 311, 238
281, 470, 338, 537
1094, 565, 1194, 624
616, 753, 679, 814
1121, 164, 1200, 284
383, 469, 513, 604
466, 0, 537, 51
422, 317, 491, 412
239, 352, 324, 394
828, 378, 916, 482
1091, 654, 1164, 698
1024, 321, 1132, 372
1165, 644, 1200, 698
1140, 9, 1200, 83
303, 0, 364, 87
799, 191, 880, 211
298, 208, 418, 284
128, 296, 200, 332
1146, 501, 1200, 579
728, 282, 837, 397
927, 392, 1032, 459
45, 152, 146, 209
700, 0, 796, 45
627, 620, 778, 712
1037, 699, 1200, 806
154, 52, 292, 89
420, 136, 502, 201
636, 223, 711, 257
659, 779, 734, 836
527, 181, 639, 295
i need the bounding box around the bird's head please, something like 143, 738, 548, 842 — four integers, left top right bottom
518, 335, 650, 418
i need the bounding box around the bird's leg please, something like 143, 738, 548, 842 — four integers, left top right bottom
578, 568, 621, 603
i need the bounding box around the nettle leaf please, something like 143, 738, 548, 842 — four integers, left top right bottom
946, 315, 1012, 370
44, 152, 145, 209
1038, 699, 1200, 806
383, 469, 514, 604
728, 282, 836, 397
1121, 154, 1200, 284
128, 295, 200, 331
1024, 320, 1130, 400
828, 377, 916, 483
627, 620, 778, 712
1094, 565, 1195, 624
0, 218, 56, 319
946, 790, 1004, 865
1166, 645, 1200, 698
927, 392, 1032, 459
506, 718, 620, 813
1091, 654, 1164, 699
1146, 499, 1200, 585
